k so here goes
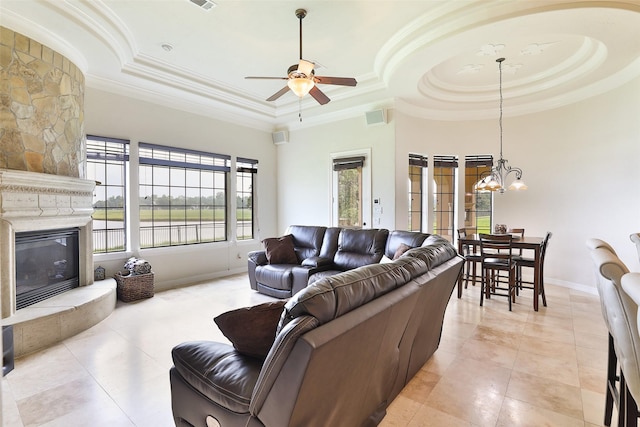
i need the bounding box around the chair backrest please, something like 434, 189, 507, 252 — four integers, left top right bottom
586, 238, 618, 255
457, 228, 477, 256
622, 272, 640, 403
479, 234, 513, 266
630, 233, 640, 263
588, 245, 639, 403
507, 228, 524, 255
507, 228, 525, 239
540, 231, 552, 259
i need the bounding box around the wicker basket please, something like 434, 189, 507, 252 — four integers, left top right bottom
114, 272, 154, 302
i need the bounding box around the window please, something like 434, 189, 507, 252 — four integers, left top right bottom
138, 143, 230, 248
464, 155, 493, 234
86, 135, 129, 253
236, 157, 257, 240
433, 155, 458, 242
333, 156, 364, 228
408, 154, 427, 232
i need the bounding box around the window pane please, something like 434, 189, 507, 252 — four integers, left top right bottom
337, 167, 362, 227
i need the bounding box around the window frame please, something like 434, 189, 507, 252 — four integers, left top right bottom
432, 155, 458, 242
138, 142, 231, 248
86, 135, 129, 254
408, 154, 427, 232
236, 157, 257, 241
464, 155, 494, 234
330, 149, 371, 228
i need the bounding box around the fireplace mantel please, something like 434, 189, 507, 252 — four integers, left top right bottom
0, 169, 96, 318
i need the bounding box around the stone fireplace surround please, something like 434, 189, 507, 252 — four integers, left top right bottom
1, 169, 116, 356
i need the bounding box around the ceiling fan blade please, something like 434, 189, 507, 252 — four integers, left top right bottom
266, 86, 291, 102
245, 76, 288, 80
314, 76, 357, 86
309, 86, 330, 105
297, 59, 315, 77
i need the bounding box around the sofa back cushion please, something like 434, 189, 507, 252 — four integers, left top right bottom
401, 235, 459, 269
384, 230, 430, 260
285, 225, 327, 261
277, 256, 428, 333
333, 228, 389, 271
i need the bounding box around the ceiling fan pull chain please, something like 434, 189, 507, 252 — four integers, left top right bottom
299, 98, 303, 122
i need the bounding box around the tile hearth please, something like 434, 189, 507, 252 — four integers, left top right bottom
2, 274, 611, 426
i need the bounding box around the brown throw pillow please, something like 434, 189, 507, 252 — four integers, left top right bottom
214, 300, 287, 358
393, 243, 412, 260
262, 234, 298, 264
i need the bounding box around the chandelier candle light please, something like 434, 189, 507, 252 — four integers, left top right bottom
477, 58, 528, 193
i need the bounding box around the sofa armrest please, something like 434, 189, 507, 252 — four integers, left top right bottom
248, 250, 268, 291
248, 250, 267, 265
301, 256, 333, 268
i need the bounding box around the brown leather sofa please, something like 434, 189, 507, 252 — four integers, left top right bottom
170, 235, 464, 427
248, 226, 430, 298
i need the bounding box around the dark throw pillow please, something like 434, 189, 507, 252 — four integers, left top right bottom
262, 234, 298, 264
214, 300, 287, 358
393, 243, 412, 260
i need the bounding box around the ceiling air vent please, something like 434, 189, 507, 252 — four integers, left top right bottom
189, 0, 216, 11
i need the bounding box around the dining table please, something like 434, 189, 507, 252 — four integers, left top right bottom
457, 234, 546, 311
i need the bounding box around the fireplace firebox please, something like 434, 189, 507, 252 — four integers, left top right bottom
15, 228, 80, 310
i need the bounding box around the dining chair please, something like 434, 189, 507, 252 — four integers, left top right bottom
479, 233, 516, 311
587, 241, 637, 427
457, 227, 481, 288
622, 273, 640, 427
630, 233, 640, 264
513, 231, 551, 307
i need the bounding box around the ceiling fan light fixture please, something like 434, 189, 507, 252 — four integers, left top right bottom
288, 77, 315, 98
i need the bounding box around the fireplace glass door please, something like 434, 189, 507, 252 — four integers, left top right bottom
15, 228, 80, 310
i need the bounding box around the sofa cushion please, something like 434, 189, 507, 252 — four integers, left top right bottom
255, 265, 295, 290
385, 230, 430, 259
263, 235, 298, 264
332, 228, 389, 270
278, 258, 428, 332
214, 300, 287, 358
401, 235, 458, 269
286, 225, 327, 260
393, 243, 412, 260
171, 341, 262, 413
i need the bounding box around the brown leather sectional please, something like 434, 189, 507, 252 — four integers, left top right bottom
248, 225, 431, 298
170, 234, 464, 426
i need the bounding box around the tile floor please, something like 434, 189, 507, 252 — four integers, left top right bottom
1, 274, 612, 427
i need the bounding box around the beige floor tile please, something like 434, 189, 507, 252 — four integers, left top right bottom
506, 370, 584, 419
513, 349, 581, 387
407, 404, 475, 426
424, 356, 511, 425
400, 369, 441, 404
496, 397, 584, 427
457, 338, 518, 370
379, 395, 422, 427
581, 388, 607, 426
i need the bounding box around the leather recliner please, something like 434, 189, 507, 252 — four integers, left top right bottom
248, 225, 327, 298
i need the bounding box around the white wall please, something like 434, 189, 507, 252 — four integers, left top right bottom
84, 88, 278, 291
396, 75, 640, 290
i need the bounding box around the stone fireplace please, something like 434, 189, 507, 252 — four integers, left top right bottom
0, 169, 95, 318
1, 27, 116, 358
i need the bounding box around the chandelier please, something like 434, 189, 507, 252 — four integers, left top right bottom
477, 58, 527, 193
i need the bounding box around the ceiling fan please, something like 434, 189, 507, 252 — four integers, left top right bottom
245, 8, 357, 105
